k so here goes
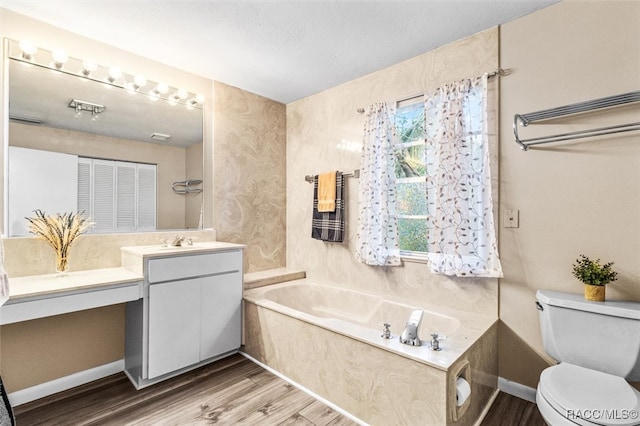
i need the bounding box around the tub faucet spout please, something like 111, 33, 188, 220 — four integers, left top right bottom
399, 310, 423, 346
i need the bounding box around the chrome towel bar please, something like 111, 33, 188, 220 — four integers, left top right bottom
304, 169, 360, 183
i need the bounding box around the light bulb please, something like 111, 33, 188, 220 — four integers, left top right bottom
51, 49, 68, 69
186, 98, 198, 110
156, 83, 169, 94
19, 40, 37, 60
107, 66, 122, 83
195, 94, 205, 104
133, 75, 146, 90
176, 89, 188, 100
81, 59, 97, 76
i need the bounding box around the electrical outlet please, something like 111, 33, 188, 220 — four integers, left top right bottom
504, 209, 519, 228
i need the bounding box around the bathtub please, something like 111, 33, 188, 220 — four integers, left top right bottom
243, 279, 498, 425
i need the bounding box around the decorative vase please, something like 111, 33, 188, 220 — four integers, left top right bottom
55, 254, 69, 275
584, 284, 605, 302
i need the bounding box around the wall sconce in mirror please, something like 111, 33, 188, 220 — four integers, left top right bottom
11, 38, 203, 110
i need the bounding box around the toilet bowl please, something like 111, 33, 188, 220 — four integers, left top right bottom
536, 363, 640, 426
535, 290, 640, 426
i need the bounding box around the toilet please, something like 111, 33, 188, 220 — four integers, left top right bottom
535, 290, 640, 426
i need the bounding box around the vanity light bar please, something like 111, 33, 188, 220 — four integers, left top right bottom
12, 39, 204, 111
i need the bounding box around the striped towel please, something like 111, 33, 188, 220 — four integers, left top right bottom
312, 172, 344, 242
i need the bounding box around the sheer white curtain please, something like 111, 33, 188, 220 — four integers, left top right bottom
355, 102, 401, 266
423, 75, 502, 277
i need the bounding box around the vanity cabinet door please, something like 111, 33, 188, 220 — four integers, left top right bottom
200, 271, 242, 360
147, 277, 201, 379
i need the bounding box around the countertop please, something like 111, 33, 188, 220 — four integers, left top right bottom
121, 241, 245, 258
5, 267, 143, 302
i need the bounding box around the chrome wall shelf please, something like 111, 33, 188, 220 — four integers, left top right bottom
514, 90, 640, 151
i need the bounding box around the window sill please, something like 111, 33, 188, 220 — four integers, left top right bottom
400, 252, 429, 264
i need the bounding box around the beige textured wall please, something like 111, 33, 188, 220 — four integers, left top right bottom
499, 0, 640, 388
1, 306, 125, 391
10, 123, 190, 230
286, 28, 499, 315
213, 81, 286, 273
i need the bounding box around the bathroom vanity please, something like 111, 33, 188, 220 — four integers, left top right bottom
121, 241, 244, 389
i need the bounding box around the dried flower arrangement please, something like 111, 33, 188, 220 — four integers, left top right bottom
25, 210, 92, 274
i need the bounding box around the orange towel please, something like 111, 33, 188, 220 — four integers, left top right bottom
317, 171, 337, 212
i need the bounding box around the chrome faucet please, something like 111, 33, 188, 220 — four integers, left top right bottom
171, 235, 185, 247
399, 310, 423, 346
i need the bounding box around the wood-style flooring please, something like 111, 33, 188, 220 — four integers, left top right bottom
14, 353, 545, 425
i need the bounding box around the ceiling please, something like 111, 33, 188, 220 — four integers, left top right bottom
2, 0, 559, 104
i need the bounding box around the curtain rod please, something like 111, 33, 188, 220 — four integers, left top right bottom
356, 68, 507, 114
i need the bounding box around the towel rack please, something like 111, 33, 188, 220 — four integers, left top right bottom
514, 90, 640, 151
304, 169, 360, 183
172, 179, 203, 194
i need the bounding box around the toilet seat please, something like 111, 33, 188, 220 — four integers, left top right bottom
538, 363, 640, 426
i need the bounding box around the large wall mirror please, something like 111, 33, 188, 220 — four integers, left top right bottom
5, 38, 204, 236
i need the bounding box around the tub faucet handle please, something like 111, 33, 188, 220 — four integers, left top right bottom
429, 332, 442, 351
381, 322, 392, 339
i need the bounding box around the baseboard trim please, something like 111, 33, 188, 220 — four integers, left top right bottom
8, 359, 124, 407
473, 388, 500, 426
498, 376, 537, 403
240, 351, 368, 426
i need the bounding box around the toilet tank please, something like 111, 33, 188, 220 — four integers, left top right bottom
536, 290, 640, 381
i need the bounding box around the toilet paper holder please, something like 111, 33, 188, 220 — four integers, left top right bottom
450, 359, 471, 422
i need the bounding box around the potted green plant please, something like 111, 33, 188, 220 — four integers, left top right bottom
572, 254, 618, 301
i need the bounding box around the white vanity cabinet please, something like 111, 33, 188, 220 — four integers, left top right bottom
122, 243, 244, 389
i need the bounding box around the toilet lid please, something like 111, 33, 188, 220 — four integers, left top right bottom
539, 363, 640, 426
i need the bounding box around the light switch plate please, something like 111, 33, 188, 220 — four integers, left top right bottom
504, 209, 519, 228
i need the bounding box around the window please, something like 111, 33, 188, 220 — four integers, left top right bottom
394, 99, 428, 258
394, 86, 490, 262
78, 158, 157, 233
